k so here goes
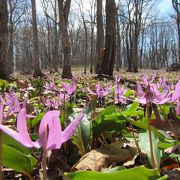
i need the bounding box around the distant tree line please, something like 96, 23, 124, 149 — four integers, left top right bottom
0, 0, 180, 80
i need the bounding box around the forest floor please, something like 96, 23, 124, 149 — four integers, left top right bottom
12, 68, 180, 80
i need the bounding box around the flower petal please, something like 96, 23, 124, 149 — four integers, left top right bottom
0, 103, 3, 124
17, 108, 40, 148
61, 79, 76, 95
171, 82, 180, 102
176, 101, 180, 115
46, 114, 62, 150
38, 110, 61, 150
137, 83, 144, 97
61, 112, 84, 143
0, 125, 21, 143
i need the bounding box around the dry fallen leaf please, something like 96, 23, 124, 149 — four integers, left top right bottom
16, 79, 29, 89
150, 118, 180, 140
72, 142, 137, 171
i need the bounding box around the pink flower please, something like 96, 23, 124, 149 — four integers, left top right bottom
136, 82, 171, 105
44, 79, 59, 91
44, 98, 59, 109
0, 108, 40, 148
61, 79, 76, 95
58, 93, 70, 105
114, 84, 127, 104
87, 82, 112, 98
0, 91, 21, 118
141, 74, 155, 86
0, 102, 3, 124
0, 108, 84, 150
5, 91, 21, 113
171, 81, 180, 115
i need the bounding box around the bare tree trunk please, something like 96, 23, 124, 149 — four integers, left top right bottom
58, 0, 72, 78
90, 16, 94, 73
172, 0, 180, 63
95, 0, 104, 74
116, 6, 121, 71
31, 0, 42, 77
99, 0, 116, 76
126, 24, 132, 72
132, 0, 142, 73
75, 0, 90, 74
84, 27, 88, 74
46, 15, 51, 69
8, 0, 14, 74
52, 0, 59, 70
132, 34, 139, 72
177, 14, 180, 63
89, 1, 95, 74
139, 25, 145, 69
0, 0, 9, 80
9, 26, 14, 74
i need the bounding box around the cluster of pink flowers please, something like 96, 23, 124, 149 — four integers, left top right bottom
136, 75, 180, 115
0, 76, 179, 152
43, 79, 76, 109
0, 78, 84, 151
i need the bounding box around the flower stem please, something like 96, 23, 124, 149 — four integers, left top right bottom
146, 93, 156, 169
42, 125, 48, 180
147, 116, 156, 169
0, 130, 2, 180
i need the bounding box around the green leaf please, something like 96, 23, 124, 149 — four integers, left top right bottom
124, 118, 166, 140
60, 103, 74, 125
72, 114, 91, 155
158, 140, 180, 149
139, 131, 161, 168
66, 102, 74, 116
84, 97, 97, 115
92, 106, 125, 138
64, 166, 162, 180
125, 89, 134, 97
2, 145, 37, 176
102, 166, 125, 173
2, 132, 32, 155
0, 79, 9, 91
31, 112, 45, 127
123, 102, 140, 116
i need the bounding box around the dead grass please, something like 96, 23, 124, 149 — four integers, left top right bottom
12, 68, 180, 81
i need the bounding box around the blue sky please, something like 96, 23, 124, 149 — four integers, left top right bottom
158, 0, 174, 17
36, 0, 175, 18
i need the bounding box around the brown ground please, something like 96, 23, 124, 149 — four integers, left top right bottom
12, 68, 180, 82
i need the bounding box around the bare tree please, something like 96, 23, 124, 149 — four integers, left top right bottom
58, 0, 72, 78
8, 0, 27, 74
116, 1, 122, 71
88, 0, 96, 74
172, 0, 180, 63
31, 0, 42, 77
42, 0, 60, 70
75, 0, 88, 74
95, 0, 104, 74
0, 0, 9, 80
99, 0, 116, 76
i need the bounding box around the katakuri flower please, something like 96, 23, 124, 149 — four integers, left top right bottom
136, 82, 171, 105
0, 108, 84, 150
87, 82, 112, 99
171, 81, 180, 115
0, 102, 3, 124
61, 79, 77, 95
114, 84, 127, 104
